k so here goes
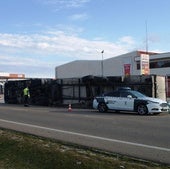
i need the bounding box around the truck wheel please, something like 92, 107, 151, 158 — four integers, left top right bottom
98, 103, 108, 112
137, 104, 148, 115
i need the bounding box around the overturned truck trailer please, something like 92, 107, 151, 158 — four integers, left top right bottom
4, 75, 167, 108
4, 79, 62, 106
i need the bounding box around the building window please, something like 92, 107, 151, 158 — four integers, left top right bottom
150, 60, 170, 68
137, 59, 170, 70
137, 63, 140, 70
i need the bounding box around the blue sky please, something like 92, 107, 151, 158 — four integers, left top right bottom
0, 0, 169, 78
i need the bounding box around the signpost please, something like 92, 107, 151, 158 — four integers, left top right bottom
140, 54, 150, 75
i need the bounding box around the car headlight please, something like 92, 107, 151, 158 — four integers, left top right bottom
160, 103, 169, 107
147, 100, 159, 104
168, 102, 170, 107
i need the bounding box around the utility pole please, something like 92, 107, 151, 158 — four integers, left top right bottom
145, 20, 148, 52
101, 50, 104, 77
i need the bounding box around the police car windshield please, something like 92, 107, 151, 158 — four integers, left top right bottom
130, 90, 146, 98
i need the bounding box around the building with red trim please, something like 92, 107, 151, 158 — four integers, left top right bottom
55, 50, 170, 99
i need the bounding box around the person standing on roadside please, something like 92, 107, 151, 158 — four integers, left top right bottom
23, 86, 30, 107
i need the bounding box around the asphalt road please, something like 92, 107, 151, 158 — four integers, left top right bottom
0, 103, 170, 164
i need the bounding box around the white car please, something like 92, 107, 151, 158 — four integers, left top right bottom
93, 87, 169, 115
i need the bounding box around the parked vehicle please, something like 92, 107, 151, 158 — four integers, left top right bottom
93, 87, 169, 115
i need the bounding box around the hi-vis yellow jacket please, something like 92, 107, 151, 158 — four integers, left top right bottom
23, 87, 30, 97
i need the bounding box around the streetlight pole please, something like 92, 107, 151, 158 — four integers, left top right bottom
101, 50, 104, 77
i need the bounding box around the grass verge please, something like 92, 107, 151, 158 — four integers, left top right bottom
0, 128, 169, 169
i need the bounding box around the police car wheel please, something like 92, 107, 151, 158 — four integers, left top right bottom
98, 103, 107, 112
137, 104, 148, 115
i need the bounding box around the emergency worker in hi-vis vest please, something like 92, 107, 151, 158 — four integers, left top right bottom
23, 86, 30, 106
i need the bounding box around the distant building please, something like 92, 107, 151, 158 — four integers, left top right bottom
0, 72, 25, 79
0, 72, 25, 94
55, 50, 170, 78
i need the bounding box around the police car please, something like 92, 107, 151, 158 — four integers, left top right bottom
93, 87, 169, 115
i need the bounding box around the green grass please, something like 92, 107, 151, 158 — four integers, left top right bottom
0, 128, 169, 169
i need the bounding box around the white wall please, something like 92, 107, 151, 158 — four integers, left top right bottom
150, 67, 170, 76
104, 51, 139, 76
55, 60, 102, 78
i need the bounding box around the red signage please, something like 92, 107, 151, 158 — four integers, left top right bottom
124, 64, 131, 76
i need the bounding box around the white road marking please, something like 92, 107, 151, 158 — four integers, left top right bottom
0, 118, 170, 152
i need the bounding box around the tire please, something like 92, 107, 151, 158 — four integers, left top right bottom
137, 104, 148, 115
98, 103, 108, 112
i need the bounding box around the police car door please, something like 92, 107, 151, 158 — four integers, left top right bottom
105, 91, 120, 110
119, 91, 134, 111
